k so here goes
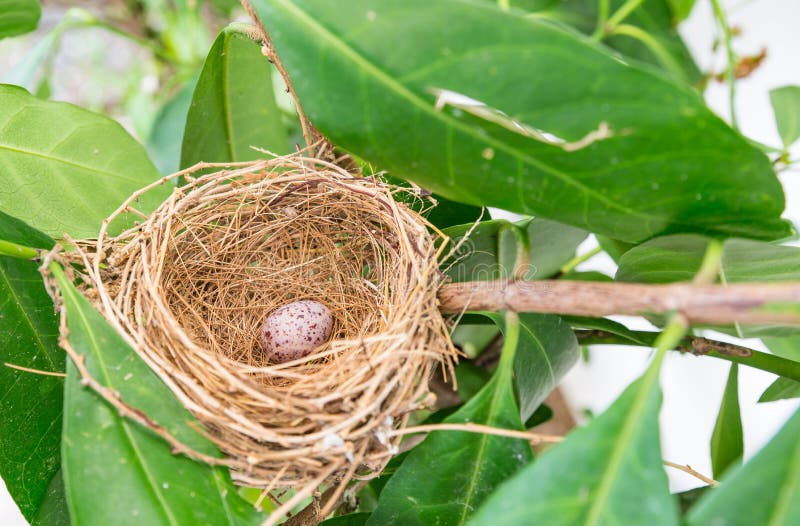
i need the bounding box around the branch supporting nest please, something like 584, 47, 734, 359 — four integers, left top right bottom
438, 279, 800, 326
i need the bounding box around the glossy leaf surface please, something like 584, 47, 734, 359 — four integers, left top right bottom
253, 0, 788, 243
526, 0, 700, 83
770, 85, 800, 148
0, 84, 170, 238
688, 408, 800, 526
0, 215, 61, 521
710, 364, 743, 478
367, 313, 532, 526
54, 267, 264, 526
491, 312, 579, 422
469, 369, 677, 525
0, 0, 40, 38
442, 218, 587, 283
181, 25, 289, 168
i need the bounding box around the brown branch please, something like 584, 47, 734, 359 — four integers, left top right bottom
438, 279, 800, 326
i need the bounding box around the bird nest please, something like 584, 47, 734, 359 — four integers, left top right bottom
62, 152, 458, 514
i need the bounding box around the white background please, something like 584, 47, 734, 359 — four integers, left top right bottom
2, 0, 800, 522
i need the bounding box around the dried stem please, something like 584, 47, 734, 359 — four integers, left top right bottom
438, 279, 800, 326
663, 460, 720, 487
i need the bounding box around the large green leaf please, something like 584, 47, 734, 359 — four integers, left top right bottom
493, 312, 579, 422
688, 408, 800, 526
0, 84, 170, 239
31, 469, 69, 526
181, 25, 289, 168
770, 86, 800, 149
53, 265, 264, 526
468, 364, 677, 525
0, 215, 62, 522
253, 0, 788, 243
525, 0, 700, 84
710, 363, 743, 478
147, 77, 198, 175
0, 0, 40, 38
367, 312, 533, 526
442, 218, 587, 283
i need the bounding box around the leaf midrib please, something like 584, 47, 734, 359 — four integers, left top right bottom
583, 362, 661, 525
61, 282, 179, 526
0, 143, 148, 185
272, 0, 670, 226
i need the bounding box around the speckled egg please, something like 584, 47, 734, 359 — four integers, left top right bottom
260, 300, 333, 363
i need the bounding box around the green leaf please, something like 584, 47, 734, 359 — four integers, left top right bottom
367, 312, 533, 526
31, 469, 70, 526
0, 215, 62, 522
469, 365, 677, 525
496, 312, 579, 422
181, 25, 289, 168
147, 77, 198, 175
253, 0, 788, 243
710, 364, 743, 478
527, 0, 701, 83
0, 0, 40, 38
688, 408, 800, 526
759, 377, 800, 403
564, 315, 651, 346
52, 265, 264, 526
666, 0, 696, 21
770, 86, 800, 148
0, 84, 170, 239
442, 218, 587, 283
320, 513, 370, 526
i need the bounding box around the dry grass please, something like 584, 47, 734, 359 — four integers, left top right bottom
63, 151, 458, 520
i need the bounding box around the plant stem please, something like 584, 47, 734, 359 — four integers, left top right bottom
0, 239, 39, 260
575, 330, 800, 382
605, 0, 645, 34
592, 0, 611, 40
710, 0, 739, 129
609, 24, 685, 81
438, 279, 800, 326
560, 245, 602, 275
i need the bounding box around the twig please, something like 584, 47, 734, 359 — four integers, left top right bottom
664, 460, 720, 487
574, 329, 800, 382
240, 0, 320, 152
4, 362, 66, 378
438, 279, 800, 326
386, 422, 564, 446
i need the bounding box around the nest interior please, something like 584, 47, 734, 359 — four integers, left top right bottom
71, 154, 457, 504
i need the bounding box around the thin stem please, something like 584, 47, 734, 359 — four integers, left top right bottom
560, 245, 602, 275
610, 24, 685, 81
605, 0, 645, 34
0, 239, 39, 260
592, 0, 611, 40
693, 238, 724, 284
575, 330, 800, 382
710, 0, 739, 129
